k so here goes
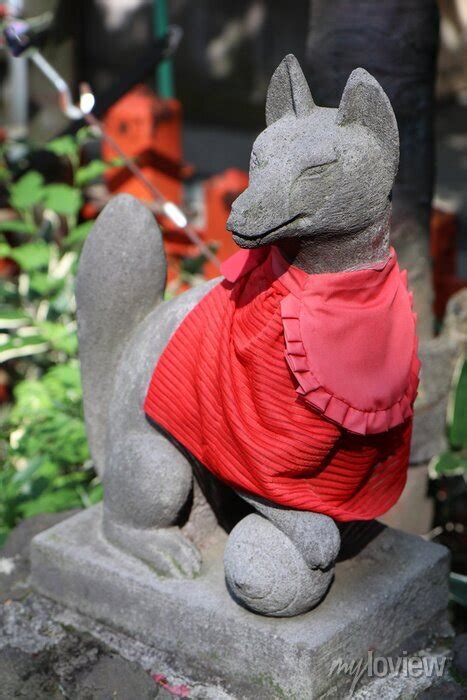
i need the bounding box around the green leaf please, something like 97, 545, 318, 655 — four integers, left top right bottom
64, 221, 93, 248
9, 240, 50, 271
448, 355, 467, 450
0, 309, 30, 329
19, 488, 82, 518
0, 335, 49, 363
75, 126, 96, 145
38, 322, 78, 355
11, 456, 47, 486
11, 379, 53, 420
0, 166, 10, 183
9, 171, 44, 210
0, 242, 11, 257
88, 483, 103, 505
75, 160, 108, 187
0, 220, 37, 235
42, 184, 83, 217
450, 572, 467, 607
428, 451, 467, 479
29, 271, 64, 297
45, 136, 78, 159
43, 361, 82, 402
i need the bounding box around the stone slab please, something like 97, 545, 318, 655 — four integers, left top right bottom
31, 505, 450, 699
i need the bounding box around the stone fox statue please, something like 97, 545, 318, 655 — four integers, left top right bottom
77, 55, 419, 617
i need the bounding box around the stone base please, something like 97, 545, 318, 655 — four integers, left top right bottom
31, 505, 451, 699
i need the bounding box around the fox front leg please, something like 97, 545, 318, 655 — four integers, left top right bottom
103, 426, 201, 578
224, 495, 340, 616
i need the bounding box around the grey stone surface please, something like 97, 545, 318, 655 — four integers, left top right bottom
411, 335, 457, 464
78, 189, 220, 578
410, 287, 467, 466
417, 681, 467, 700
242, 493, 341, 569
224, 514, 334, 617
0, 645, 62, 699
0, 595, 233, 700
76, 193, 167, 478
379, 464, 434, 536
102, 278, 219, 576
0, 511, 77, 602
0, 618, 179, 700
349, 650, 453, 700
391, 219, 434, 341
31, 505, 451, 700
444, 288, 467, 351
223, 495, 340, 616
72, 654, 162, 700
452, 633, 467, 681
76, 54, 411, 619
227, 55, 398, 277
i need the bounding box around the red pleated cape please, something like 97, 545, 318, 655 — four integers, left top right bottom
144, 246, 420, 521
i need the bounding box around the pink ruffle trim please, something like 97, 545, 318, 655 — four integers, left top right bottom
281, 293, 420, 435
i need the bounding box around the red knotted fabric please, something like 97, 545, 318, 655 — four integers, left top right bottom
144, 245, 419, 521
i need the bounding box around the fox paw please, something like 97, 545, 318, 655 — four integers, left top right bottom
103, 515, 201, 579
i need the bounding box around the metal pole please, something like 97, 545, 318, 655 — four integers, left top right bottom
153, 0, 174, 98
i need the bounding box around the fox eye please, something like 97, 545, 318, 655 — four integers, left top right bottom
301, 160, 337, 178
250, 151, 260, 170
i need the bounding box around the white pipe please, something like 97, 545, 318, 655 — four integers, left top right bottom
6, 0, 28, 132
29, 51, 83, 120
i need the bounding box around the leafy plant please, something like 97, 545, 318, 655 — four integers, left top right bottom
0, 129, 109, 544
429, 354, 467, 611
429, 354, 467, 481
0, 362, 102, 545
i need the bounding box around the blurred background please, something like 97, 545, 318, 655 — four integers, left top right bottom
0, 0, 466, 631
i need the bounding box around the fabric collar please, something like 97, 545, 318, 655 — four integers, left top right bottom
221, 244, 419, 435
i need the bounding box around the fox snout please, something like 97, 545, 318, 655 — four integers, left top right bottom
227, 181, 291, 247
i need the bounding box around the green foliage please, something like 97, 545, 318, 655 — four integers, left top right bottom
9, 171, 44, 210
429, 451, 467, 480
448, 354, 467, 450
0, 362, 102, 545
450, 572, 467, 607
0, 131, 112, 545
8, 240, 50, 271
75, 160, 108, 187
45, 136, 78, 160
430, 354, 467, 481
63, 221, 93, 248
0, 220, 37, 234
43, 184, 83, 217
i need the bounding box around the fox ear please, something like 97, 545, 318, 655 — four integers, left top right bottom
266, 54, 315, 126
336, 68, 399, 170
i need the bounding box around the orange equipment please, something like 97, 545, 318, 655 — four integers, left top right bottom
102, 85, 189, 205
202, 168, 249, 279
101, 85, 248, 283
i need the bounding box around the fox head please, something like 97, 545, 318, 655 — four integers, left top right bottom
227, 54, 399, 248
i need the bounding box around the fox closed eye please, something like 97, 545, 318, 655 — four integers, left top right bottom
301, 160, 337, 178
250, 151, 260, 170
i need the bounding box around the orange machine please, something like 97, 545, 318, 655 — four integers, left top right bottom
102, 86, 188, 205
202, 168, 249, 278
101, 85, 248, 284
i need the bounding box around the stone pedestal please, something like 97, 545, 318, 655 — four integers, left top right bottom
30, 505, 450, 699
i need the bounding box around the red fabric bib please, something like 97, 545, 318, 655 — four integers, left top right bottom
144, 246, 419, 521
